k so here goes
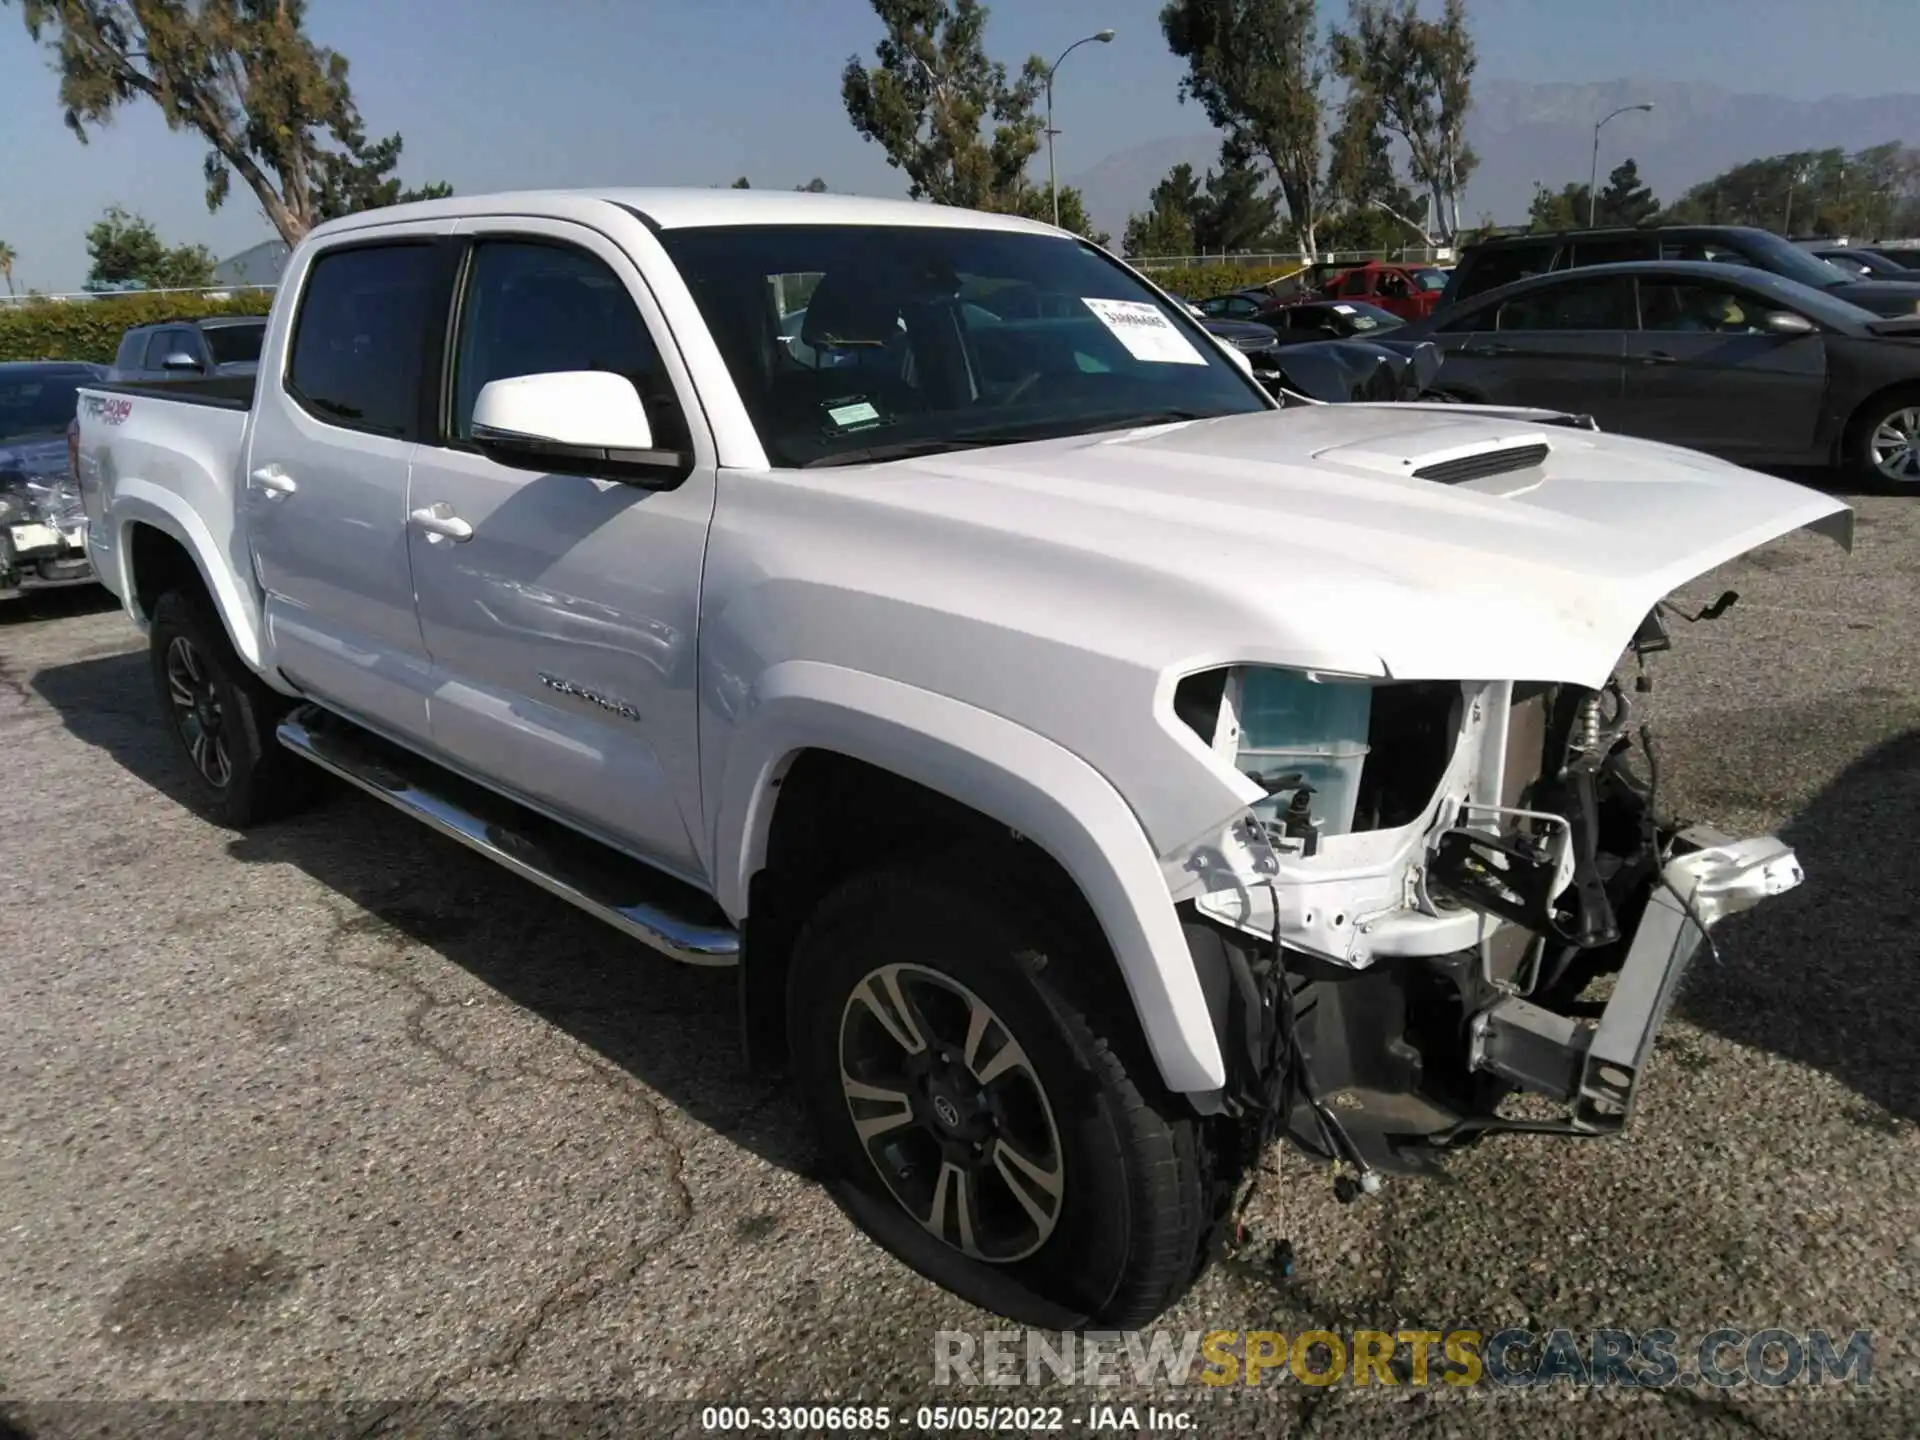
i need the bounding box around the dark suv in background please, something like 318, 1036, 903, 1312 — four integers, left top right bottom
1441, 225, 1920, 318
107, 315, 268, 386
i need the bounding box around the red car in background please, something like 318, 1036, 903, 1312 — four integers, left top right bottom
1312, 261, 1450, 321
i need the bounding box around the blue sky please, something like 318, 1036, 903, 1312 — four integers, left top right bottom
1, 0, 1915, 291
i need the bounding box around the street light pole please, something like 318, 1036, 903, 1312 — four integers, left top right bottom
1589, 103, 1655, 228
1044, 29, 1115, 229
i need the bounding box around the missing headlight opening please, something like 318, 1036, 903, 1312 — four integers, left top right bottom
1173, 667, 1462, 843
1170, 635, 1715, 1182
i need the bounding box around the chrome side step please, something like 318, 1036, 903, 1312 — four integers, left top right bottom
276, 705, 740, 967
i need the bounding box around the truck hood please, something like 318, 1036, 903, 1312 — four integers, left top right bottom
0, 434, 73, 480
876, 404, 1852, 688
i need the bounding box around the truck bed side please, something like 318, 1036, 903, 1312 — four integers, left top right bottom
77, 378, 269, 671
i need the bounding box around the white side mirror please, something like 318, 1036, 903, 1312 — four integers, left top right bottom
1222, 344, 1255, 375
471, 370, 686, 485
473, 370, 653, 450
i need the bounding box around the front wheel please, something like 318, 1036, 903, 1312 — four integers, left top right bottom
788, 858, 1221, 1329
148, 589, 317, 828
1850, 390, 1920, 492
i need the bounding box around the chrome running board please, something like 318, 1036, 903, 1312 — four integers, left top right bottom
277, 705, 740, 967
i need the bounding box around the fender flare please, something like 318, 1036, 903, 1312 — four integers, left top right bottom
112, 479, 266, 672
711, 661, 1227, 1094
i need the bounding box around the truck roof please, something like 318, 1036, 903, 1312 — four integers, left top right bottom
308, 187, 1065, 242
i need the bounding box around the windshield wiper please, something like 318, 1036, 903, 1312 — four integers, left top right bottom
798, 409, 1218, 467
799, 437, 993, 468
1071, 408, 1212, 434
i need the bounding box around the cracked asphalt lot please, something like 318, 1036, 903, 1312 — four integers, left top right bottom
2, 492, 1917, 1439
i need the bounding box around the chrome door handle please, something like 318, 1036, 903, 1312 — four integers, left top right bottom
409, 504, 474, 543
250, 466, 297, 496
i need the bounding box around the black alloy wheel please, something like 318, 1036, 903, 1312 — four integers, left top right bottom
839, 961, 1065, 1263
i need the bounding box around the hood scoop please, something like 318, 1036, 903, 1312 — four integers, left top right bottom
1412, 442, 1550, 484
1312, 424, 1555, 490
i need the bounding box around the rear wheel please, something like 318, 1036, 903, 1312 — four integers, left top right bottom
1850, 389, 1920, 492
788, 856, 1221, 1329
148, 589, 317, 828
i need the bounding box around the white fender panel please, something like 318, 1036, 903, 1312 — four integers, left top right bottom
112, 480, 266, 674
713, 661, 1227, 1094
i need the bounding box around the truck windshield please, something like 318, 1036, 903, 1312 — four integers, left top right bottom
655, 223, 1271, 467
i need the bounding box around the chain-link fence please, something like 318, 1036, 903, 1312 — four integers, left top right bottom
0, 283, 279, 308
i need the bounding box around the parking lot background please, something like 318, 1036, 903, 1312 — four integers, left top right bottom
2, 494, 1916, 1437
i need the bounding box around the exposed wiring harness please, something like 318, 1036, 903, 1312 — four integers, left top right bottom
1634, 716, 1722, 966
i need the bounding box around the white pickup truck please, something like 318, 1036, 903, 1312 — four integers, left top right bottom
75, 188, 1850, 1329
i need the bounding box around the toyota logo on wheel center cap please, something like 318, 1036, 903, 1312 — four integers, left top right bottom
932, 1095, 963, 1130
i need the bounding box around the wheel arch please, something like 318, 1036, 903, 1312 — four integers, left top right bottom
716, 662, 1227, 1096
114, 484, 265, 672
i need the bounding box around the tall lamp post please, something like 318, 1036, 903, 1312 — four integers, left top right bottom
1589, 102, 1655, 227
1045, 29, 1115, 229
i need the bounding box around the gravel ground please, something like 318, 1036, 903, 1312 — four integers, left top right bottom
1, 491, 1916, 1440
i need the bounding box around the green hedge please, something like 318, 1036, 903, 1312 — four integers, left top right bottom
1135, 263, 1308, 303
0, 290, 276, 364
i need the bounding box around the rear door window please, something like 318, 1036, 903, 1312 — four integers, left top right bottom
286, 243, 440, 438
1494, 277, 1635, 331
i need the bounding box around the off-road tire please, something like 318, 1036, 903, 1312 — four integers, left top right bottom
788, 855, 1219, 1330
148, 588, 317, 829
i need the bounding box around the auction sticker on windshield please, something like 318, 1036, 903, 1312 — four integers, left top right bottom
1080, 298, 1207, 365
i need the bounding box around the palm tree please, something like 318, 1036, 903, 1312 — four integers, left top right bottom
0, 240, 15, 296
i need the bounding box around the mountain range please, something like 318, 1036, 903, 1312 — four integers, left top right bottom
1068, 79, 1920, 248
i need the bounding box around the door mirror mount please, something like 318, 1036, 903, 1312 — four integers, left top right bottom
470, 371, 690, 487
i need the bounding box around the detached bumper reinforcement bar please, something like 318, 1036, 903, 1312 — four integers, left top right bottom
1470, 827, 1804, 1135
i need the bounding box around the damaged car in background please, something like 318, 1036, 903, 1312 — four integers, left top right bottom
1191, 305, 1445, 405
0, 361, 103, 601
76, 189, 1853, 1330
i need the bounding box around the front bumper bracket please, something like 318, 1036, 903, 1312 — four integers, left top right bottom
1469, 826, 1804, 1135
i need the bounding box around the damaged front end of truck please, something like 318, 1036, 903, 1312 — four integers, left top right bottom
1163, 551, 1841, 1201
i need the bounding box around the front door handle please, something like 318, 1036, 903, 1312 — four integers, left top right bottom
1638, 350, 1679, 366
1462, 342, 1515, 358
250, 466, 297, 496
409, 504, 474, 544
